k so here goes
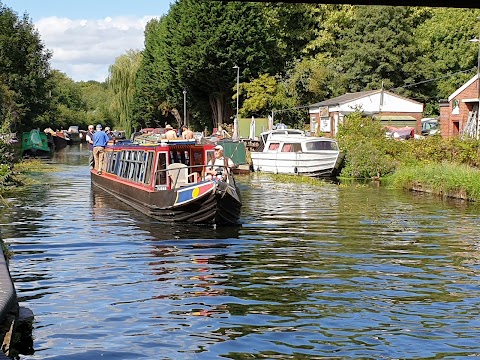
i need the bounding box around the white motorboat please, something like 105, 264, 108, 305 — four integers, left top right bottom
250, 129, 343, 177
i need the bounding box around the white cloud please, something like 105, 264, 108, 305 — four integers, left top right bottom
36, 15, 159, 82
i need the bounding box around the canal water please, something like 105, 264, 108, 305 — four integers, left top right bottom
2, 145, 480, 359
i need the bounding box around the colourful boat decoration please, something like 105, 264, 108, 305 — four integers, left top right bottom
90, 139, 242, 225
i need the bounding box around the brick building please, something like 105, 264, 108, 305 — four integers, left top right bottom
308, 89, 423, 137
439, 74, 479, 138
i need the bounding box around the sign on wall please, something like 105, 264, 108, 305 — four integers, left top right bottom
320, 117, 331, 132
319, 106, 329, 117
452, 99, 460, 115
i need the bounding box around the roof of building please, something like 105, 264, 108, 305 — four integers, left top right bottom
448, 74, 479, 102
309, 89, 422, 108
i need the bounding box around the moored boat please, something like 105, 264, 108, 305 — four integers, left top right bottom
21, 129, 52, 157
44, 128, 71, 150
91, 138, 242, 225
250, 129, 343, 177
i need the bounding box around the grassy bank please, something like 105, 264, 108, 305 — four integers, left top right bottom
385, 162, 480, 201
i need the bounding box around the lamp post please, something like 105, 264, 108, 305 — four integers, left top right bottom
233, 65, 239, 123
183, 89, 187, 127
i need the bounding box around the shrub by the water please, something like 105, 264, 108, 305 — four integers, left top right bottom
337, 111, 480, 180
336, 111, 397, 178
0, 139, 18, 189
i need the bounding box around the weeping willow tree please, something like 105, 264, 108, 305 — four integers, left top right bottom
108, 50, 142, 137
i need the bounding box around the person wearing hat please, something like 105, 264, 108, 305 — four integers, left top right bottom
105, 126, 114, 141
205, 144, 234, 180
85, 125, 95, 169
92, 124, 110, 174
164, 124, 177, 140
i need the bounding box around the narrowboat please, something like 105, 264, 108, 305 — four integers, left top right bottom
21, 129, 52, 157
90, 138, 242, 225
250, 129, 344, 177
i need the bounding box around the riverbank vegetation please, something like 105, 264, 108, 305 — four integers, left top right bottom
338, 111, 480, 200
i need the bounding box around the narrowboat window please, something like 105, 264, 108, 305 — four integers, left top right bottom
137, 152, 146, 183
135, 151, 144, 182
268, 143, 280, 151
292, 143, 302, 152
143, 151, 154, 185
120, 150, 132, 179
109, 151, 118, 174
206, 150, 215, 168
126, 151, 135, 180
193, 151, 203, 166
154, 152, 168, 187
118, 150, 127, 178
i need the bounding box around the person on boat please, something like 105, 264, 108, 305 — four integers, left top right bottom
85, 125, 95, 170
92, 124, 110, 175
182, 126, 194, 140
205, 145, 234, 181
105, 127, 116, 144
164, 124, 177, 140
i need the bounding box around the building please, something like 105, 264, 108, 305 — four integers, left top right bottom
439, 74, 479, 138
308, 89, 424, 137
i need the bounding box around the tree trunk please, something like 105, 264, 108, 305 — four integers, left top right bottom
170, 108, 182, 128
209, 93, 229, 129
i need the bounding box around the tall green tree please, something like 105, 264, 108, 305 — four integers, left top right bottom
108, 50, 142, 136
44, 70, 87, 130
415, 8, 480, 102
140, 0, 283, 130
331, 6, 432, 100
133, 16, 179, 130
78, 80, 114, 128
0, 2, 52, 132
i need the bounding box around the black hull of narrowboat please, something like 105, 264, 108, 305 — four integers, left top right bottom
52, 135, 69, 150
91, 173, 242, 225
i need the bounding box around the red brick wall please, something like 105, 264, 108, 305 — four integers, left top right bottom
439, 101, 450, 138
443, 80, 479, 138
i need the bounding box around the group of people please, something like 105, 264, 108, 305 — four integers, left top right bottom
86, 124, 115, 174
162, 124, 194, 140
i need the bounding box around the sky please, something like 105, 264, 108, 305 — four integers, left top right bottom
2, 0, 172, 82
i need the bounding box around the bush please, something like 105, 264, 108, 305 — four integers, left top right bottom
337, 111, 397, 178
336, 111, 480, 179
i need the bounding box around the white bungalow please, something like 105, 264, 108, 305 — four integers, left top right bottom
308, 89, 424, 137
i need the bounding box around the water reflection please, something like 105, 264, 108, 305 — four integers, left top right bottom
2, 147, 480, 358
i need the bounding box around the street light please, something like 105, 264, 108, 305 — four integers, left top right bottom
233, 65, 239, 123
183, 89, 187, 127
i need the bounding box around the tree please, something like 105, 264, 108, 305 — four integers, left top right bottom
0, 2, 52, 131
154, 0, 281, 130
331, 6, 432, 100
133, 16, 180, 130
78, 80, 114, 129
415, 8, 480, 102
108, 50, 142, 136
44, 70, 87, 130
